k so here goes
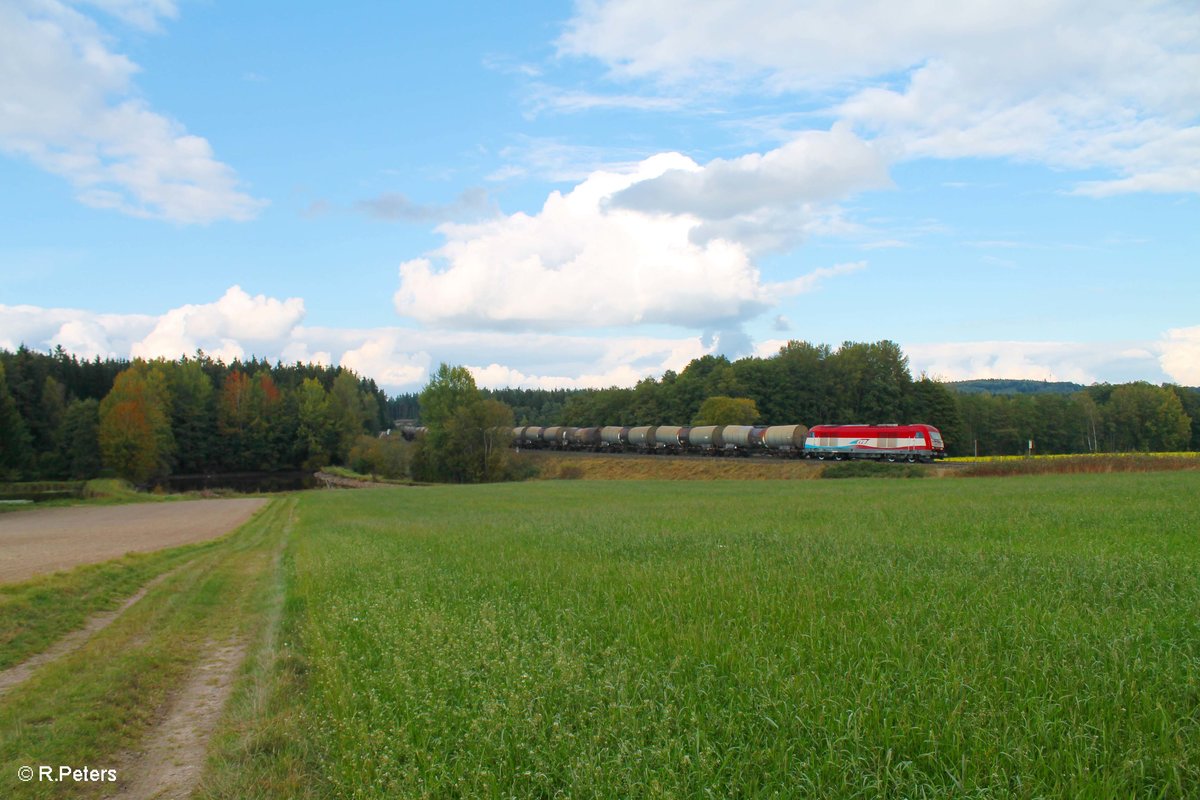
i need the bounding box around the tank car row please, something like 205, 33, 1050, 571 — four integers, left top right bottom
510, 422, 946, 462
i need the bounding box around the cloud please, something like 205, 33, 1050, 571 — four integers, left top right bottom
130, 286, 306, 360
765, 261, 865, 296
78, 0, 177, 31
488, 137, 647, 183
395, 147, 875, 332
396, 154, 767, 331
524, 84, 689, 116
355, 187, 495, 223
2, 293, 1188, 392
903, 340, 1163, 384
561, 0, 1200, 194
612, 126, 888, 217
0, 303, 155, 359
0, 1, 264, 222
337, 334, 431, 388
610, 125, 890, 250
0, 290, 713, 392
1159, 326, 1200, 386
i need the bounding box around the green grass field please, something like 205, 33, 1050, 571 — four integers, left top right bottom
209, 475, 1199, 798
4, 474, 1198, 798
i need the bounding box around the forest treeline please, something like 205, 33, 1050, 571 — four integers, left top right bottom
1, 346, 389, 482
4, 340, 1198, 484
401, 340, 1199, 458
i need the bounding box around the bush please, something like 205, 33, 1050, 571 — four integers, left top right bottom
820, 461, 927, 479
347, 435, 411, 480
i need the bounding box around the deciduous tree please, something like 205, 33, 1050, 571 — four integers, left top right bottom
692, 396, 760, 425
98, 363, 175, 482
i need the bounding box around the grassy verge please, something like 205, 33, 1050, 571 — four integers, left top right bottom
235, 475, 1199, 798
0, 498, 290, 799
0, 539, 220, 671
819, 460, 927, 478
958, 453, 1200, 476
947, 451, 1200, 464
197, 505, 321, 799
0, 479, 171, 515
531, 451, 824, 480
318, 465, 415, 486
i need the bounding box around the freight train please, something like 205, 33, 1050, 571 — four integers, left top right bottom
505, 422, 947, 462
398, 422, 946, 461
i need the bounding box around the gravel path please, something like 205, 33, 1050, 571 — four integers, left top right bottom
0, 499, 267, 584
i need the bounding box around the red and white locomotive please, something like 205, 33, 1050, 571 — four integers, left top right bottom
804, 423, 945, 462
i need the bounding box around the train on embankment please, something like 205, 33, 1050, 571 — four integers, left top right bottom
401, 422, 947, 462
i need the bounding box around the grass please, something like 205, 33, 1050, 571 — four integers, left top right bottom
0, 540, 219, 671
818, 461, 927, 479
958, 453, 1200, 476
947, 451, 1200, 464
0, 498, 289, 799
318, 465, 418, 486
0, 479, 171, 515
205, 474, 1200, 798
532, 451, 824, 480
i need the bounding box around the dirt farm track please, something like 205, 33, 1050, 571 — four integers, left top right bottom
0, 498, 268, 584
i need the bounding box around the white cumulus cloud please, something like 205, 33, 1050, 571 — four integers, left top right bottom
903, 340, 1163, 384
338, 334, 431, 389
3, 294, 1188, 392
130, 286, 305, 360
0, 291, 715, 392
395, 144, 877, 333
0, 0, 264, 222
561, 0, 1200, 194
1159, 326, 1200, 386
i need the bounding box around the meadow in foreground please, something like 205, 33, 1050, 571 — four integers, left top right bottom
216, 474, 1199, 799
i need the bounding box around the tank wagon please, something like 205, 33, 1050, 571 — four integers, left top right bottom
654, 426, 688, 453
627, 425, 657, 451
687, 425, 723, 451
761, 424, 807, 453
600, 426, 628, 449
804, 423, 945, 462
571, 427, 601, 448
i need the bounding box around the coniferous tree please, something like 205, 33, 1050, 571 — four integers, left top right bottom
0, 362, 34, 479
59, 398, 103, 479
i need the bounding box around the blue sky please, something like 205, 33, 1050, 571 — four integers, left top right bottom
1, 0, 1198, 392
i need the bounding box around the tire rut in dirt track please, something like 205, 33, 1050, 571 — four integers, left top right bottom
0, 567, 182, 697
105, 639, 247, 800
0, 498, 267, 584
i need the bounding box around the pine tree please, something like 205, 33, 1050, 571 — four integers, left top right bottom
0, 362, 34, 479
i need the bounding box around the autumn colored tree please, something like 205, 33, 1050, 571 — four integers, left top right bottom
98, 363, 175, 482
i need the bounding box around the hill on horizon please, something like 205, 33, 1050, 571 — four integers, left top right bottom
946, 378, 1087, 395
